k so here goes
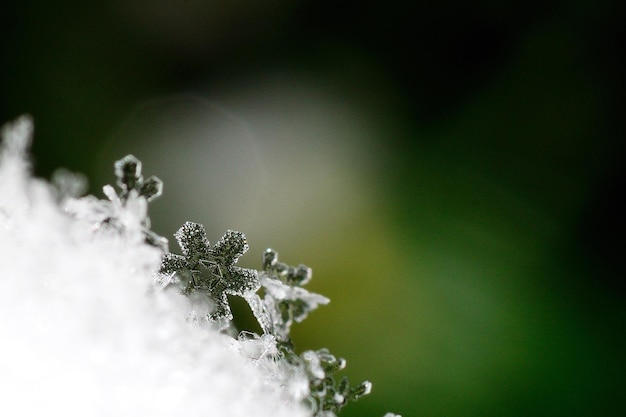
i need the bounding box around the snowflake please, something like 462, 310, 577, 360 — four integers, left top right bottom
301, 349, 372, 417
113, 154, 163, 203
241, 249, 371, 417
247, 249, 329, 343
159, 221, 260, 323
63, 154, 167, 250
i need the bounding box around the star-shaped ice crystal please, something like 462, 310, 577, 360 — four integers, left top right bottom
159, 221, 260, 322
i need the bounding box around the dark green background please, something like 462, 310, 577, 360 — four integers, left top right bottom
2, 1, 625, 416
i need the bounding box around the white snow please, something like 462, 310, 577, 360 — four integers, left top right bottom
0, 116, 308, 417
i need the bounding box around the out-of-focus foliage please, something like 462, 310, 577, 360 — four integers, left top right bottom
1, 1, 625, 416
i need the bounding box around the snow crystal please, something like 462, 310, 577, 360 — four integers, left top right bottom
159, 221, 260, 323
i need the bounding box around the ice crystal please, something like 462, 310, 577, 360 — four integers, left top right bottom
301, 349, 372, 417
64, 154, 167, 251
246, 249, 329, 343
239, 249, 373, 417
159, 221, 260, 323
114, 154, 163, 203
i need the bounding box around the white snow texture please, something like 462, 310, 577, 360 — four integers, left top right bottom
0, 116, 309, 417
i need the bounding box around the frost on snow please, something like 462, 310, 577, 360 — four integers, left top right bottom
0, 116, 397, 417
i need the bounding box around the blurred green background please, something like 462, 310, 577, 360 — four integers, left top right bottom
2, 1, 625, 416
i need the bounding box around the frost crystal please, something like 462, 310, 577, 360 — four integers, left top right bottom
247, 249, 329, 342
241, 249, 372, 417
300, 348, 372, 417
160, 221, 260, 323
65, 154, 167, 251
114, 154, 163, 202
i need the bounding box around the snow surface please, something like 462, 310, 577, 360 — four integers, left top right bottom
0, 116, 309, 417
